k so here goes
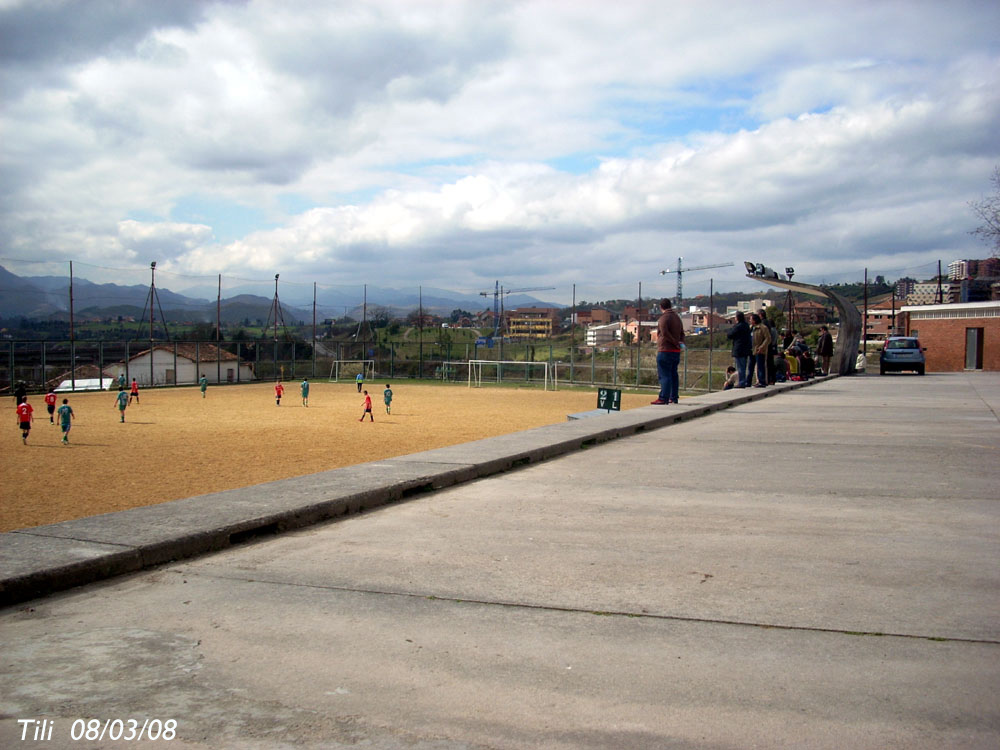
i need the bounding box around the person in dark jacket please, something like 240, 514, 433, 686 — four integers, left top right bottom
816, 325, 834, 375
726, 311, 753, 387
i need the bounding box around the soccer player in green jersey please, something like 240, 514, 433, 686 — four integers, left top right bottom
115, 387, 129, 422
383, 384, 393, 414
57, 398, 74, 444
199, 374, 208, 398
300, 378, 310, 407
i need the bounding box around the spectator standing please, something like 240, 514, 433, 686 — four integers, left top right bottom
760, 309, 778, 384
816, 326, 834, 375
726, 311, 752, 387
751, 313, 771, 387
653, 298, 684, 405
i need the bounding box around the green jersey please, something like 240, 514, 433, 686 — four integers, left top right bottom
57, 404, 73, 427
199, 376, 208, 391
301, 380, 309, 396
116, 391, 129, 409
383, 388, 393, 404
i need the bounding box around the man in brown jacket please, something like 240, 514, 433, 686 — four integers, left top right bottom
653, 298, 685, 404
751, 313, 771, 387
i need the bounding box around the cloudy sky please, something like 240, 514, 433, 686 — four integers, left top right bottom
2, 0, 998, 304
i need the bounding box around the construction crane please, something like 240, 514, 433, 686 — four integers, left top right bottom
659, 258, 735, 305
479, 281, 556, 337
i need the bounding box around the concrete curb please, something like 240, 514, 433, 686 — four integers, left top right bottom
0, 375, 834, 606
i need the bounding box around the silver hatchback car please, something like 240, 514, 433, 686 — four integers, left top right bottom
880, 336, 926, 375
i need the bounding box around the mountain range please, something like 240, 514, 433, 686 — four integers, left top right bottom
0, 265, 563, 323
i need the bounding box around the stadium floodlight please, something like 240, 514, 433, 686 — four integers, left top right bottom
785, 267, 795, 279
744, 261, 756, 274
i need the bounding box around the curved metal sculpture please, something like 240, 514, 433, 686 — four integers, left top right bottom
746, 274, 862, 375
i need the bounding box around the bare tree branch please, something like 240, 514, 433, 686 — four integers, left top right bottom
970, 166, 1000, 258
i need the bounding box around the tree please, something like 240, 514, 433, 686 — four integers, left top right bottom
371, 306, 392, 328
970, 166, 1000, 257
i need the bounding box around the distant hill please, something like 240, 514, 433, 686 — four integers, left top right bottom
0, 265, 563, 322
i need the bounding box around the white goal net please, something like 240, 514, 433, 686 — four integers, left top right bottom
467, 360, 552, 390
328, 359, 375, 382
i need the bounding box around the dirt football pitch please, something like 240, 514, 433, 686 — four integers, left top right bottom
3, 381, 651, 532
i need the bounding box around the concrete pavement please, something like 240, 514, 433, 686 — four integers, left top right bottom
1, 372, 998, 748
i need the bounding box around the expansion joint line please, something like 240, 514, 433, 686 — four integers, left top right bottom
190, 571, 1000, 646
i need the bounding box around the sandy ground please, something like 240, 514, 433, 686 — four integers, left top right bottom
2, 381, 650, 532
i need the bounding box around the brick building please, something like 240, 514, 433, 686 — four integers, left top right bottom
900, 301, 1000, 371
574, 308, 613, 326
861, 300, 905, 341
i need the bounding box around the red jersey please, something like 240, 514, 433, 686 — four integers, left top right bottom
44, 392, 57, 407
16, 402, 33, 422
275, 383, 284, 396
363, 394, 372, 410
130, 381, 139, 394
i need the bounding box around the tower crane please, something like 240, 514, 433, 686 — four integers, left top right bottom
479, 281, 556, 337
659, 258, 734, 305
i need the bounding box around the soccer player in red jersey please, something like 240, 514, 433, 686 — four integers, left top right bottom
44, 389, 58, 423
359, 390, 373, 421
274, 381, 284, 406
16, 398, 34, 444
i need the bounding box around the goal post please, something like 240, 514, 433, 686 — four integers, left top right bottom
327, 359, 375, 382
467, 360, 551, 390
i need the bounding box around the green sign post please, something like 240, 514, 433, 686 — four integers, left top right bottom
597, 388, 621, 412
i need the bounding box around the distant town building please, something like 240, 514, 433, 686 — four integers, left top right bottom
507, 307, 561, 339
792, 299, 827, 325
860, 301, 905, 340
573, 308, 613, 326
907, 282, 956, 306
623, 319, 657, 342
895, 277, 917, 299
726, 298, 775, 317
585, 322, 622, 346
623, 304, 651, 321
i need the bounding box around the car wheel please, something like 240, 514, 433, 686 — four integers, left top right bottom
880, 365, 886, 375
917, 365, 924, 375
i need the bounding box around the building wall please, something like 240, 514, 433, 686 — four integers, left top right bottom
903, 305, 1000, 372
118, 350, 254, 386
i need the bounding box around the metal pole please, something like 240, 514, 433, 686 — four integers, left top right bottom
149, 262, 156, 387
863, 267, 869, 352
708, 279, 714, 393
69, 261, 76, 391
312, 282, 317, 378
217, 274, 222, 384
419, 286, 423, 379
636, 282, 642, 387
570, 283, 576, 384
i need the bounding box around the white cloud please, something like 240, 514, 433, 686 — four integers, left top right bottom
1, 0, 999, 301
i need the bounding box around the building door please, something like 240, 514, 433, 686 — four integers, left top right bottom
965, 327, 984, 370
227, 368, 235, 382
